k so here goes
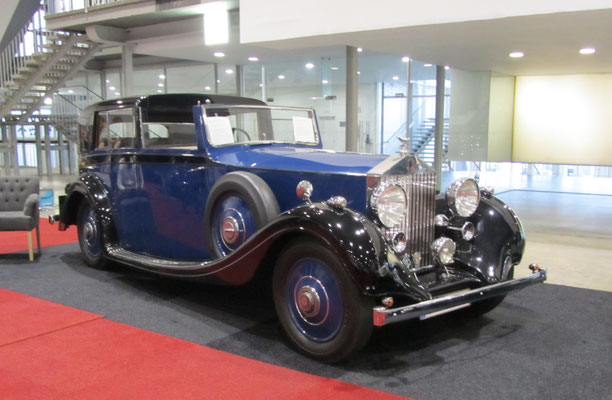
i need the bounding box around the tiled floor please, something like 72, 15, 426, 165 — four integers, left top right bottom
14, 171, 612, 293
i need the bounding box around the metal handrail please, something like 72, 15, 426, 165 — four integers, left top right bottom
45, 0, 126, 15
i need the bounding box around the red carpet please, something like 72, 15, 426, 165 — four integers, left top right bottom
0, 219, 77, 255
0, 289, 411, 400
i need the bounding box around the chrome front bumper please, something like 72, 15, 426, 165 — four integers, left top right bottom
373, 266, 547, 326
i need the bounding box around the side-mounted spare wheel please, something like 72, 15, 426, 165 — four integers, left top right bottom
273, 239, 373, 362
205, 171, 280, 258
76, 201, 107, 269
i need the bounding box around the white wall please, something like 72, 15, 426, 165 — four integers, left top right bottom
487, 76, 514, 161
513, 74, 612, 166
240, 0, 612, 43
448, 69, 490, 161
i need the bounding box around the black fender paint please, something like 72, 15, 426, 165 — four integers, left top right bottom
60, 173, 118, 246
435, 194, 525, 283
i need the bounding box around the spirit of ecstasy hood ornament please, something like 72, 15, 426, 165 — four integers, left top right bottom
398, 136, 411, 155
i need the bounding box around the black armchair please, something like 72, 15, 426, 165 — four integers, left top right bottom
0, 176, 41, 261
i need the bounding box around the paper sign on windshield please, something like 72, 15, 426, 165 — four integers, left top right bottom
292, 116, 316, 143
206, 116, 234, 145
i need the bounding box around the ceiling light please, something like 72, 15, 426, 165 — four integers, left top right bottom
157, 89, 163, 93
322, 79, 328, 84
445, 66, 450, 70
579, 47, 596, 55
204, 10, 229, 45
392, 76, 399, 81
424, 64, 432, 67
115, 92, 120, 96
357, 47, 363, 52
311, 97, 317, 100
248, 56, 259, 62
204, 86, 211, 90
225, 68, 234, 74
357, 71, 360, 75
213, 51, 225, 58
216, 79, 221, 83
509, 51, 524, 58
331, 66, 339, 70
158, 74, 166, 79
402, 56, 410, 63
157, 83, 164, 87
305, 62, 315, 69
278, 74, 285, 80
67, 89, 73, 94
109, 86, 116, 90
258, 83, 263, 87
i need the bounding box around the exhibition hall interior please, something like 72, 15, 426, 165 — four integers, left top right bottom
1, 0, 611, 398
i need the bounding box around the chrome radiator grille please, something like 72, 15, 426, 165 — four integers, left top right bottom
381, 172, 437, 266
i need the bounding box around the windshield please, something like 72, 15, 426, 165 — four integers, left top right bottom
203, 105, 319, 147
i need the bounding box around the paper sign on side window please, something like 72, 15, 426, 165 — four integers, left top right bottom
292, 116, 316, 143
206, 116, 234, 145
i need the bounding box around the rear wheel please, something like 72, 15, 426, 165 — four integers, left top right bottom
76, 201, 107, 269
273, 240, 372, 362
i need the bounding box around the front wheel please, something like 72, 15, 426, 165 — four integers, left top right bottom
273, 239, 372, 362
76, 201, 107, 269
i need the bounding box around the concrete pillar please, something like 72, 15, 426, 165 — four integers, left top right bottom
121, 44, 134, 97
434, 65, 446, 190
345, 46, 359, 152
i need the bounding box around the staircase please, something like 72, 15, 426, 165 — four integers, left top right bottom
410, 117, 450, 169
0, 11, 101, 140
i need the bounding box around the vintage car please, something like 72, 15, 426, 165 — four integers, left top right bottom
53, 94, 547, 362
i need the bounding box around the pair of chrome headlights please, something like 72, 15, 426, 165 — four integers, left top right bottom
371, 177, 481, 229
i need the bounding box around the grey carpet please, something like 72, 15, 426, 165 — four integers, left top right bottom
1, 243, 611, 400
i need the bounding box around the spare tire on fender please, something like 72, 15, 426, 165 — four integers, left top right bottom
204, 171, 280, 258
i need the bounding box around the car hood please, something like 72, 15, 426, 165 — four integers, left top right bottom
211, 145, 389, 175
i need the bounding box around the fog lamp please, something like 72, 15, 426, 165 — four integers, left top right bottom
461, 221, 475, 241
392, 232, 407, 253
431, 237, 456, 265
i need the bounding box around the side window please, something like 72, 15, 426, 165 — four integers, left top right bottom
142, 123, 196, 149
96, 109, 137, 149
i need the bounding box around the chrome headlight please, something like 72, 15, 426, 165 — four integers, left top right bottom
371, 184, 407, 228
446, 178, 480, 217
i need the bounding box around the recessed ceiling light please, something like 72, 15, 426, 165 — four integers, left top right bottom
402, 56, 410, 63
115, 92, 120, 96
225, 68, 234, 74
424, 63, 433, 67
278, 74, 285, 80
311, 97, 317, 100
322, 79, 328, 84
392, 76, 399, 81
157, 83, 164, 87
357, 71, 360, 75
357, 47, 363, 52
445, 66, 450, 70
331, 66, 339, 70
258, 83, 263, 87
109, 86, 116, 90
305, 62, 315, 69
216, 79, 221, 83
213, 51, 225, 58
105, 79, 110, 83
509, 51, 524, 58
579, 47, 596, 55
204, 86, 211, 91
158, 74, 166, 79
248, 56, 259, 62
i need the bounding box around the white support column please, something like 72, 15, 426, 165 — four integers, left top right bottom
405, 59, 412, 141
434, 65, 446, 191
44, 125, 52, 177
121, 44, 134, 97
36, 126, 43, 177
345, 46, 359, 152
261, 66, 266, 102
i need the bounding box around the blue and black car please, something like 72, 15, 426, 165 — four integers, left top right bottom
54, 94, 547, 362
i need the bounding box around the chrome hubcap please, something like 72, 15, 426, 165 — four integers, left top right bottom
221, 216, 240, 244
297, 285, 320, 318
83, 221, 95, 245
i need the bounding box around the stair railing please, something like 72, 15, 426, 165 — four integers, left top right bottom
45, 0, 126, 15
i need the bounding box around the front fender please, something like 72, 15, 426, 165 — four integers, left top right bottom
436, 194, 525, 283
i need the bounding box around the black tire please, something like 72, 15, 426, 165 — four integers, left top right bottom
461, 260, 515, 318
76, 201, 107, 269
273, 239, 373, 362
204, 171, 279, 258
